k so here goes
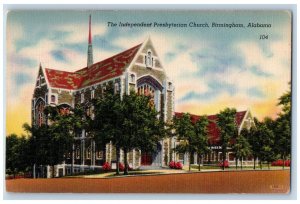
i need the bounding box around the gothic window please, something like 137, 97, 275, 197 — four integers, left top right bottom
67, 152, 71, 159
168, 82, 172, 90
97, 151, 103, 159
130, 74, 135, 83
86, 146, 91, 159
36, 101, 45, 127
81, 93, 84, 103
51, 95, 56, 103
91, 90, 95, 99
145, 51, 153, 67
86, 106, 93, 117
76, 147, 80, 159
59, 107, 70, 115
114, 83, 119, 94
91, 105, 95, 120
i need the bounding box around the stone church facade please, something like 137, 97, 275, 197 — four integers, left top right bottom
31, 16, 175, 177
31, 16, 255, 177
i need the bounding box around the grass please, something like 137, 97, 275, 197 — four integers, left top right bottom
106, 171, 162, 177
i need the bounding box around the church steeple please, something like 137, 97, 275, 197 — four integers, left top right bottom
87, 15, 93, 68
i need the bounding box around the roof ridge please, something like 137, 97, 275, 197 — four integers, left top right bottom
75, 43, 143, 73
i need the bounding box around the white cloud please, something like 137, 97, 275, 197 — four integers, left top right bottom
54, 23, 107, 44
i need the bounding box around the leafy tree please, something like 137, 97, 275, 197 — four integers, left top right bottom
274, 115, 291, 169
173, 113, 196, 171
44, 104, 86, 177
193, 116, 210, 171
251, 120, 275, 169
6, 134, 30, 177
92, 83, 124, 175
23, 123, 52, 178
274, 88, 291, 169
216, 108, 238, 170
232, 129, 251, 170
119, 91, 164, 175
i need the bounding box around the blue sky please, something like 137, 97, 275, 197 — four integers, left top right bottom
6, 10, 291, 135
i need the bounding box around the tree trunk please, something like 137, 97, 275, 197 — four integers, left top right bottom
52, 165, 55, 178
116, 146, 120, 175
235, 158, 238, 170
124, 149, 128, 175
260, 160, 262, 170
198, 154, 201, 171
188, 152, 191, 171
282, 155, 285, 170
253, 156, 256, 170
33, 164, 36, 179
241, 158, 243, 170
268, 162, 270, 170
103, 143, 107, 163
41, 165, 44, 178
71, 144, 74, 175
222, 151, 226, 170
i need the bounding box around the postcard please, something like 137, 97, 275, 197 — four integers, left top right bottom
5, 9, 291, 194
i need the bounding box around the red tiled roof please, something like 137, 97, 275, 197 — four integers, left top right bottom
174, 111, 247, 145
45, 43, 142, 90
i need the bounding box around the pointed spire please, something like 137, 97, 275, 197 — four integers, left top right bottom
88, 15, 92, 44
87, 14, 93, 68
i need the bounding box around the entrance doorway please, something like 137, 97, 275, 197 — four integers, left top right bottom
141, 152, 152, 165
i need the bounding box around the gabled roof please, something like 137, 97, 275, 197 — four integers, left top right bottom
174, 111, 247, 145
44, 43, 142, 90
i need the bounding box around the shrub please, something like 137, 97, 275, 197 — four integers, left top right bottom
169, 161, 176, 169
218, 160, 229, 168
119, 162, 125, 171
169, 161, 183, 169
175, 162, 183, 169
271, 160, 290, 167
102, 162, 111, 171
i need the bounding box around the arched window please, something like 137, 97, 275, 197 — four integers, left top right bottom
145, 51, 153, 67
91, 90, 95, 99
81, 93, 84, 103
76, 147, 80, 159
130, 74, 135, 83
86, 146, 91, 159
35, 100, 45, 127
51, 95, 56, 103
114, 83, 119, 93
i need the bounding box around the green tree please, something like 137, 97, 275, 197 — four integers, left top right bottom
232, 129, 251, 170
23, 123, 52, 178
216, 108, 238, 170
44, 104, 86, 177
173, 113, 196, 171
92, 83, 124, 174
6, 134, 30, 177
119, 91, 164, 175
252, 121, 275, 170
274, 88, 291, 169
193, 116, 210, 171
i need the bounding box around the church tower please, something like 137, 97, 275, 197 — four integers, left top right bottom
87, 15, 93, 67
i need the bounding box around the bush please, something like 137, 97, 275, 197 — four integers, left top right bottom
119, 162, 125, 171
218, 160, 229, 168
169, 161, 183, 169
103, 162, 111, 171
169, 161, 176, 169
271, 160, 290, 167
175, 162, 183, 169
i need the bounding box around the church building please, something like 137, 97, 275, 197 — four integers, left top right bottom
31, 16, 175, 177
31, 16, 255, 177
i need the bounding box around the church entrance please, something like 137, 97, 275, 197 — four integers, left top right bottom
141, 152, 153, 165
